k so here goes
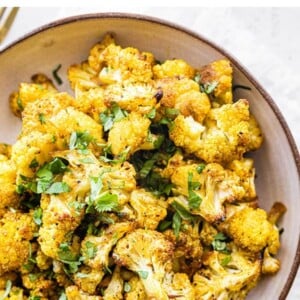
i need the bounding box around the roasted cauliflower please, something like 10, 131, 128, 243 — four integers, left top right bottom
0, 32, 285, 299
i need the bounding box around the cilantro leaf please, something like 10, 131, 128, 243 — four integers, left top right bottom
187, 172, 202, 209
33, 207, 43, 226
100, 103, 128, 132
94, 192, 119, 213
69, 131, 94, 151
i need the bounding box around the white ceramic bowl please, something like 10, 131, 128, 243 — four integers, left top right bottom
0, 13, 299, 299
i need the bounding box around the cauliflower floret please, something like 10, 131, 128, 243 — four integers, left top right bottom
197, 59, 233, 105
88, 33, 116, 73
81, 222, 136, 270
225, 207, 280, 254
169, 160, 257, 223
164, 220, 203, 276
73, 87, 107, 121
20, 92, 75, 137
104, 82, 157, 114
124, 275, 146, 300
170, 99, 263, 164
193, 245, 261, 300
98, 43, 155, 84
0, 143, 11, 158
0, 160, 19, 216
163, 272, 195, 300
103, 266, 123, 300
9, 74, 57, 117
0, 211, 37, 275
68, 61, 100, 93
129, 188, 168, 230
157, 77, 211, 123
153, 59, 195, 79
108, 112, 151, 157
113, 229, 174, 300
11, 131, 57, 178
0, 284, 24, 300
65, 285, 102, 300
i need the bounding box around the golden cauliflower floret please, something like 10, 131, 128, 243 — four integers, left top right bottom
163, 272, 195, 300
113, 229, 174, 300
88, 33, 116, 73
0, 285, 24, 299
153, 59, 195, 79
157, 77, 211, 123
104, 82, 157, 114
11, 131, 57, 178
124, 276, 146, 300
193, 247, 261, 300
98, 44, 155, 84
103, 266, 123, 300
0, 143, 11, 158
68, 61, 99, 93
20, 92, 75, 136
81, 222, 136, 270
9, 74, 57, 117
198, 59, 233, 104
49, 106, 105, 151
164, 221, 203, 276
226, 207, 280, 254
0, 160, 19, 216
108, 112, 151, 156
65, 285, 102, 300
129, 188, 168, 230
170, 99, 262, 164
0, 211, 37, 275
73, 87, 107, 121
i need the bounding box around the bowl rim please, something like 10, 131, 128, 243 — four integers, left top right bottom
1, 11, 299, 299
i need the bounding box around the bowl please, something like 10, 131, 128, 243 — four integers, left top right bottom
0, 13, 299, 299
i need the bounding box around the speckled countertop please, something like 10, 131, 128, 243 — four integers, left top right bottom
1, 7, 299, 299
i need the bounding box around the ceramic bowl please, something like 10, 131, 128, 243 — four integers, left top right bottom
0, 13, 299, 299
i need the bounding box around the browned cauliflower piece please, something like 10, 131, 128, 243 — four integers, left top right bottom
153, 59, 195, 79
164, 220, 203, 276
68, 61, 100, 93
193, 245, 261, 300
0, 160, 19, 216
103, 266, 123, 300
197, 59, 233, 105
104, 82, 157, 115
113, 229, 174, 300
124, 275, 146, 300
72, 87, 107, 121
97, 43, 155, 84
169, 160, 257, 223
156, 77, 211, 123
163, 272, 195, 300
108, 112, 151, 157
65, 285, 103, 300
0, 211, 37, 275
9, 74, 57, 117
129, 188, 168, 230
0, 143, 11, 158
88, 33, 116, 73
225, 207, 280, 254
11, 131, 57, 178
170, 99, 263, 164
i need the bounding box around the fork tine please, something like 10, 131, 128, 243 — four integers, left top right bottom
0, 7, 7, 19
0, 7, 19, 44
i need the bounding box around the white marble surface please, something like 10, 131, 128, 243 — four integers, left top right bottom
0, 7, 299, 299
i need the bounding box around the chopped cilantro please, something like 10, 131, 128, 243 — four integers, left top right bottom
38, 113, 46, 124
172, 212, 182, 238
33, 207, 43, 226
220, 254, 232, 267
52, 64, 63, 85
100, 103, 128, 132
69, 131, 94, 151
212, 232, 231, 254
124, 282, 131, 293
137, 270, 149, 279
187, 172, 202, 209
84, 241, 97, 259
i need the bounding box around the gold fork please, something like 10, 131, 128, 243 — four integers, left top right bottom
0, 7, 19, 44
